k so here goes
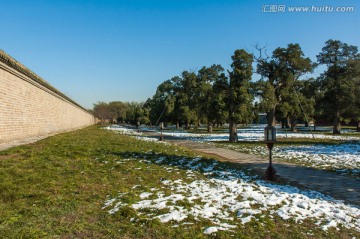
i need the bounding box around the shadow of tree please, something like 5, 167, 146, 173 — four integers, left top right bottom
103, 149, 357, 204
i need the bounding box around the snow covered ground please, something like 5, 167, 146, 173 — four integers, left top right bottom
104, 126, 360, 234
106, 125, 165, 143
224, 142, 360, 175
107, 124, 360, 142
106, 125, 142, 136
157, 124, 360, 142
106, 125, 360, 176
277, 143, 360, 171
102, 154, 360, 234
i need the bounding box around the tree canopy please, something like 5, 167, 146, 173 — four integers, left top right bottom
317, 40, 360, 134
256, 43, 314, 130
93, 39, 360, 137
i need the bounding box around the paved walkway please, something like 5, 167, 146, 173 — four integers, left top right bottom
166, 139, 360, 207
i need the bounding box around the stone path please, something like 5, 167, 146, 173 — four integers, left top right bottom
167, 139, 360, 207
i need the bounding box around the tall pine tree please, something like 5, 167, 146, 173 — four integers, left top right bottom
228, 49, 254, 142
317, 39, 360, 134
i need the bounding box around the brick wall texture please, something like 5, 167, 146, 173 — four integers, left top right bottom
0, 57, 96, 144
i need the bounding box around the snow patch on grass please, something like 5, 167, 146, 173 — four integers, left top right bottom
277, 143, 360, 169
104, 155, 360, 233
106, 125, 168, 144
224, 142, 360, 175
155, 124, 360, 142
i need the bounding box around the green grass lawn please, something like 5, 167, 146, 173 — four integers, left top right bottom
0, 126, 358, 238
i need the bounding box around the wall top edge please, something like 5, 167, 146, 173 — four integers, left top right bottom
0, 49, 91, 113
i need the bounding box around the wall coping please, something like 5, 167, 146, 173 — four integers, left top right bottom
0, 49, 91, 113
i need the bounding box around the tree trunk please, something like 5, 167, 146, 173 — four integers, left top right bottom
281, 117, 290, 129
185, 122, 190, 130
229, 120, 238, 143
333, 111, 341, 134
290, 116, 297, 132
176, 122, 180, 129
357, 121, 360, 132
207, 122, 213, 133
286, 117, 290, 128
266, 108, 276, 127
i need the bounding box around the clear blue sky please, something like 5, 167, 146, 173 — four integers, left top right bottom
1, 0, 359, 109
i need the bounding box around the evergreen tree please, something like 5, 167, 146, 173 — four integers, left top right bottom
228, 49, 254, 142
108, 101, 128, 123
257, 43, 314, 127
317, 39, 360, 134
148, 79, 176, 125
196, 64, 226, 132
279, 80, 315, 131
210, 71, 229, 128
177, 71, 198, 129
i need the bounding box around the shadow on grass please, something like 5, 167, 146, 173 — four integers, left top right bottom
104, 149, 360, 206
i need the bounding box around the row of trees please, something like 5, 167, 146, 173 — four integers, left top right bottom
93, 39, 360, 140
93, 101, 150, 126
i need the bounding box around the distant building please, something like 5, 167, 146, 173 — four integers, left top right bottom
254, 113, 267, 124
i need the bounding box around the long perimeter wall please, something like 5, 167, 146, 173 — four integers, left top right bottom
0, 50, 96, 144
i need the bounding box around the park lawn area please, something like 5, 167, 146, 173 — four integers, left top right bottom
216, 138, 360, 179
216, 138, 360, 178
0, 126, 359, 238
